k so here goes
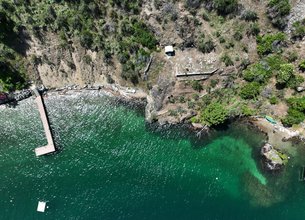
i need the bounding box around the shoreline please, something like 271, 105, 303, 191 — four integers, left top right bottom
3, 84, 305, 150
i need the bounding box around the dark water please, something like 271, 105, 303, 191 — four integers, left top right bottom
1, 91, 305, 220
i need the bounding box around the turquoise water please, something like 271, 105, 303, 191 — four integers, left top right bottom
1, 91, 305, 219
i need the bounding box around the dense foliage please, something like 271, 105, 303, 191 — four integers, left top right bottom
256, 33, 286, 56
200, 102, 228, 126
240, 82, 261, 99
282, 96, 305, 127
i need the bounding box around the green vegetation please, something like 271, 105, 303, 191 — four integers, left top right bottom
299, 60, 305, 72
0, 6, 27, 91
267, 0, 291, 29
256, 33, 286, 56
282, 97, 305, 127
191, 80, 203, 92
198, 38, 215, 53
240, 82, 261, 99
213, 0, 238, 15
221, 54, 234, 66
241, 10, 258, 21
243, 63, 272, 84
276, 64, 294, 85
200, 102, 229, 126
292, 19, 305, 40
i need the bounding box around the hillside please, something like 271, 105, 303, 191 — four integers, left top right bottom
1, 0, 305, 128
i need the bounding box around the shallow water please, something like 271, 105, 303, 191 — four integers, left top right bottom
1, 91, 305, 219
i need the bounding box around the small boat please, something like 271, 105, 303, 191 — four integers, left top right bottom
265, 116, 277, 124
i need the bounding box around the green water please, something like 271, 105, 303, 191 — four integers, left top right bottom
1, 91, 305, 220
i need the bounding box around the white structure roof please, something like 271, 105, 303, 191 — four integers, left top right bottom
165, 45, 174, 53
37, 201, 46, 212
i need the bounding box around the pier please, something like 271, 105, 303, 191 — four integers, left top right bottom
33, 89, 56, 156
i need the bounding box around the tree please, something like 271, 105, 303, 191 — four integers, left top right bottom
276, 64, 294, 85
200, 102, 228, 126
240, 82, 261, 99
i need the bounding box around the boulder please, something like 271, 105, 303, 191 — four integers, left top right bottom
297, 86, 305, 92
261, 143, 287, 171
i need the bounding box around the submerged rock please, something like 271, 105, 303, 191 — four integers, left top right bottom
261, 143, 287, 171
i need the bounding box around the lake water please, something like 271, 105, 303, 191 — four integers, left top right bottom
1, 91, 305, 219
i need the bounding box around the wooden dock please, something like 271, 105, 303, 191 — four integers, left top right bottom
33, 89, 56, 156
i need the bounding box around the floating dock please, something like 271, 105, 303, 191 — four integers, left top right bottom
37, 201, 46, 212
33, 89, 56, 156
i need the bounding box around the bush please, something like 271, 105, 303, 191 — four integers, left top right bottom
213, 0, 239, 15
241, 105, 256, 116
80, 30, 93, 49
256, 33, 286, 56
291, 19, 305, 40
221, 54, 234, 66
233, 30, 243, 41
198, 38, 215, 53
240, 82, 261, 99
287, 96, 305, 112
269, 96, 279, 104
267, 0, 291, 29
191, 80, 203, 92
241, 10, 258, 21
282, 108, 305, 127
287, 75, 304, 89
243, 62, 272, 83
299, 60, 305, 72
247, 22, 260, 36
200, 102, 228, 126
276, 64, 294, 85
286, 51, 298, 62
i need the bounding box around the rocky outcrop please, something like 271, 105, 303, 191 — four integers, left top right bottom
145, 73, 175, 122
261, 143, 287, 171
26, 34, 119, 88
286, 0, 305, 34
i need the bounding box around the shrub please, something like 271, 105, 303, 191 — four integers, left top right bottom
282, 108, 305, 127
79, 30, 93, 49
287, 96, 305, 112
213, 0, 239, 15
243, 62, 272, 83
202, 11, 210, 21
241, 105, 256, 116
233, 30, 243, 41
241, 10, 258, 21
276, 64, 294, 85
291, 19, 305, 40
256, 33, 286, 56
210, 79, 219, 88
286, 51, 298, 63
200, 102, 228, 126
267, 0, 291, 29
247, 22, 260, 36
191, 80, 203, 92
287, 75, 304, 89
240, 82, 261, 99
299, 60, 305, 72
221, 54, 234, 66
269, 96, 279, 104
198, 38, 215, 53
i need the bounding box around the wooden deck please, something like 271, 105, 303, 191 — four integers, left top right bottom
34, 90, 56, 156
